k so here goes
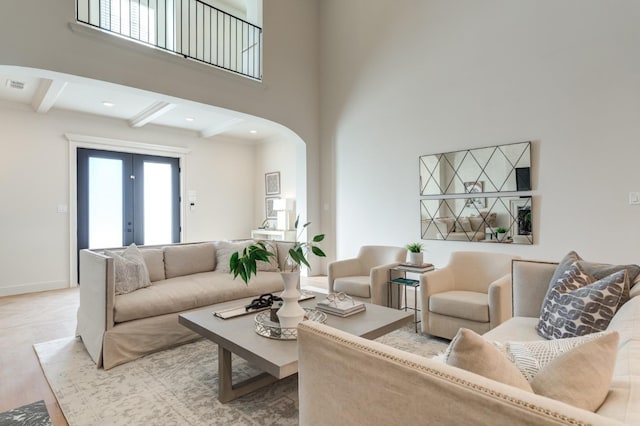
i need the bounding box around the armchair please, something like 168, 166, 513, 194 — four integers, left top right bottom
327, 245, 407, 306
420, 251, 519, 339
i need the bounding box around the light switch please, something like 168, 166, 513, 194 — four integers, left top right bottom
629, 192, 640, 205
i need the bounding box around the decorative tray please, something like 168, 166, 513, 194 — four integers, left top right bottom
255, 308, 327, 340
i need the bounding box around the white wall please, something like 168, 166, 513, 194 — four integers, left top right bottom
320, 0, 640, 267
254, 137, 298, 228
0, 102, 258, 296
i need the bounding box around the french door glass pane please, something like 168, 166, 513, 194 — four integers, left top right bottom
143, 162, 172, 245
88, 157, 123, 248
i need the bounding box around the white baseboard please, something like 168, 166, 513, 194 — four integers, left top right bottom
0, 280, 72, 297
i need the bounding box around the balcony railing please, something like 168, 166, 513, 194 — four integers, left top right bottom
77, 0, 262, 80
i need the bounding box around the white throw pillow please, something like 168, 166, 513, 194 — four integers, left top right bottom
215, 240, 253, 273
105, 243, 151, 295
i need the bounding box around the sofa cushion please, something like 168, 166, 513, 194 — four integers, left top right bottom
444, 328, 533, 392
607, 293, 640, 344
141, 248, 165, 282
530, 332, 619, 412
113, 270, 284, 323
333, 276, 371, 298
105, 244, 151, 295
430, 291, 489, 322
256, 240, 280, 272
537, 262, 627, 339
164, 243, 216, 279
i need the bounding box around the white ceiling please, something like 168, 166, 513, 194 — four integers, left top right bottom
0, 72, 282, 142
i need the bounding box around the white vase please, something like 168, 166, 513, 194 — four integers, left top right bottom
277, 271, 306, 329
407, 251, 423, 265
497, 232, 506, 241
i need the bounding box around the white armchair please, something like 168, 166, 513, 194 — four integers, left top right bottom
327, 245, 408, 306
420, 251, 519, 339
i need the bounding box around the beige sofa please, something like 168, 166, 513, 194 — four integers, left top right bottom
77, 241, 290, 369
298, 259, 640, 425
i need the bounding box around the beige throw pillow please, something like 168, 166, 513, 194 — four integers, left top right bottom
444, 329, 533, 392
500, 333, 605, 382
256, 240, 280, 272
530, 331, 619, 411
105, 243, 151, 295
443, 328, 620, 412
215, 240, 253, 273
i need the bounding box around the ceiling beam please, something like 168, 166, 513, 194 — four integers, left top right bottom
32, 79, 67, 114
129, 101, 176, 128
200, 117, 244, 138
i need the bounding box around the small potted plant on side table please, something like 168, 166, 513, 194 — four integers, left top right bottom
406, 242, 424, 265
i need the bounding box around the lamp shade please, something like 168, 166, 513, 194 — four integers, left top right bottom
273, 198, 293, 211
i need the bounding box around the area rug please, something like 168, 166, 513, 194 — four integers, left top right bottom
34, 325, 448, 426
0, 400, 51, 426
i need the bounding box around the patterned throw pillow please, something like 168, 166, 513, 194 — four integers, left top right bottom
543, 251, 640, 304
497, 333, 605, 381
105, 243, 152, 295
537, 262, 627, 339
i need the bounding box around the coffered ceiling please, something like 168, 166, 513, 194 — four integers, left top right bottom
0, 71, 281, 142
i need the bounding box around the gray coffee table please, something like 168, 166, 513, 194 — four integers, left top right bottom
178, 292, 412, 402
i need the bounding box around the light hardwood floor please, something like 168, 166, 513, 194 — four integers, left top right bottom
0, 287, 78, 425
0, 276, 328, 425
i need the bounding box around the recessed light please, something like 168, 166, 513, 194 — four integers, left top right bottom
185, 117, 195, 122
102, 101, 115, 107
249, 130, 257, 134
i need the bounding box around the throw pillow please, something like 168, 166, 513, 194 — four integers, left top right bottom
444, 329, 533, 392
256, 240, 280, 272
530, 332, 619, 412
537, 262, 627, 339
543, 251, 640, 305
105, 243, 152, 295
500, 332, 606, 381
457, 216, 472, 232
215, 240, 253, 273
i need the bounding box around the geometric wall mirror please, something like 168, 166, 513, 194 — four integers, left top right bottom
420, 141, 531, 196
420, 196, 533, 245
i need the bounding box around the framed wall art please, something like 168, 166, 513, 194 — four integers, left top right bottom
464, 181, 485, 208
265, 197, 278, 219
265, 171, 281, 195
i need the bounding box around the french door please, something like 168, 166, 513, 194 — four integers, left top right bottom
77, 148, 180, 252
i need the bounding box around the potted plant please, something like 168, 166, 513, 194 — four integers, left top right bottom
230, 216, 326, 328
406, 242, 424, 265
495, 227, 508, 241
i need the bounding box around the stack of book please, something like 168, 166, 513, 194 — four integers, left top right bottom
396, 263, 434, 273
316, 298, 366, 317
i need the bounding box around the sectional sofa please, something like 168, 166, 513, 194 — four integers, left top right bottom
298, 259, 639, 425
77, 240, 291, 369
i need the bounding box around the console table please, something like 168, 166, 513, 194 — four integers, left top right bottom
250, 229, 296, 242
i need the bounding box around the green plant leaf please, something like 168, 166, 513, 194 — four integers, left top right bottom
294, 216, 300, 229
311, 246, 326, 257
312, 234, 325, 242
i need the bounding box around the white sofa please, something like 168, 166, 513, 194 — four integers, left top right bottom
77, 241, 290, 369
297, 259, 640, 425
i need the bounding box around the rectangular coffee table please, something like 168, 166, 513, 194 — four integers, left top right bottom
178, 292, 412, 402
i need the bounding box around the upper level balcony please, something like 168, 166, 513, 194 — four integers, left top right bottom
76, 0, 262, 80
